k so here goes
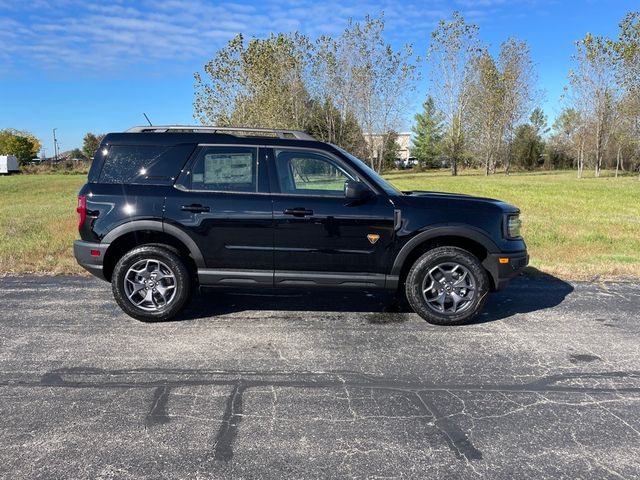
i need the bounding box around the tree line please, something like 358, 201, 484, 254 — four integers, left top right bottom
0, 130, 104, 165
194, 14, 418, 173
3, 11, 637, 177
550, 12, 640, 177
195, 11, 640, 176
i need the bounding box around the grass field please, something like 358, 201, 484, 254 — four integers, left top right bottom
1, 170, 638, 278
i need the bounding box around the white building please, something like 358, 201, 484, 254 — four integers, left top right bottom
364, 132, 412, 163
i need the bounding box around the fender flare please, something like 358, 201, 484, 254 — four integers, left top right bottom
102, 220, 206, 268
390, 225, 499, 276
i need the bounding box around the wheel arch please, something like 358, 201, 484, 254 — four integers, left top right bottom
102, 221, 204, 282
391, 226, 499, 290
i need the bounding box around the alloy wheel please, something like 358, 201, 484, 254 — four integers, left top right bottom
123, 259, 177, 312
421, 262, 476, 314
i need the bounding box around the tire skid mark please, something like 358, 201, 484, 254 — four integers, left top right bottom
213, 382, 246, 462
145, 385, 172, 427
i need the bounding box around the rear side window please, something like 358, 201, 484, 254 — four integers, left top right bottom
98, 145, 193, 185
190, 146, 258, 192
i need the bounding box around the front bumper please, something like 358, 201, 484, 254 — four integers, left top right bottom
482, 250, 529, 291
73, 240, 110, 281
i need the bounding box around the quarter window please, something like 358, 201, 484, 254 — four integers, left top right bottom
99, 145, 170, 184
191, 147, 258, 192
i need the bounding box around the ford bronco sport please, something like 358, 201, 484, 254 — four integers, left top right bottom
74, 126, 528, 325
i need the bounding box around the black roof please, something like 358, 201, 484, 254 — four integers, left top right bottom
102, 132, 328, 149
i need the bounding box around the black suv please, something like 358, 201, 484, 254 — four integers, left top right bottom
74, 126, 528, 325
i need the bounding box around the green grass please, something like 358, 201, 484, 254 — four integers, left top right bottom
386, 169, 640, 279
0, 175, 84, 275
1, 170, 638, 278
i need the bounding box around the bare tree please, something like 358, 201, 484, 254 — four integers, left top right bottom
614, 12, 640, 177
497, 38, 537, 174
427, 11, 483, 176
567, 33, 620, 177
338, 15, 419, 171
467, 52, 504, 175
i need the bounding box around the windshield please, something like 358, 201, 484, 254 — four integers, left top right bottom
333, 146, 402, 196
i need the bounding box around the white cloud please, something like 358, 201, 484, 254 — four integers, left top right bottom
0, 0, 533, 77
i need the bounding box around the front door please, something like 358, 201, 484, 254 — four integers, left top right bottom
164, 145, 273, 286
270, 147, 395, 287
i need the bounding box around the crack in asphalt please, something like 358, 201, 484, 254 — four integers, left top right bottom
2, 367, 640, 464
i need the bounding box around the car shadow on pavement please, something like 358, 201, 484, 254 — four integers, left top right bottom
174, 269, 574, 325
471, 270, 574, 324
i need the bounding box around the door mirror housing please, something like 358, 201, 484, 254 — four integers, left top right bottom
344, 179, 371, 202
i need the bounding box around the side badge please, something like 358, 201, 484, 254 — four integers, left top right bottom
367, 234, 380, 245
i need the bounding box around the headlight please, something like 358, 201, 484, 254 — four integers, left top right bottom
507, 214, 522, 238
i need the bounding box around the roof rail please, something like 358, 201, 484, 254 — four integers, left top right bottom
125, 125, 316, 141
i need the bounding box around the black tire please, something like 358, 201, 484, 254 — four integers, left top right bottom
111, 245, 191, 322
405, 246, 489, 325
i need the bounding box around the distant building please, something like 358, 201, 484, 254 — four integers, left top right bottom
364, 132, 412, 163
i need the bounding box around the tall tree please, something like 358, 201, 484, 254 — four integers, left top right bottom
427, 11, 483, 176
411, 96, 443, 168
549, 107, 585, 171
614, 12, 640, 177
497, 38, 537, 174
82, 133, 105, 160
468, 52, 504, 175
0, 129, 40, 165
512, 126, 543, 169
338, 14, 419, 172
0, 133, 36, 165
306, 99, 367, 159
194, 32, 312, 129
467, 39, 537, 175
382, 131, 401, 170
530, 107, 549, 136
567, 33, 619, 177
0, 129, 40, 160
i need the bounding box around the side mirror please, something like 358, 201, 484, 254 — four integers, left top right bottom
344, 179, 371, 202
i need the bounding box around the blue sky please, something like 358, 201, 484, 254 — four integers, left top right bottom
0, 0, 637, 156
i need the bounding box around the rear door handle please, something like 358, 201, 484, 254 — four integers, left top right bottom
283, 208, 313, 217
181, 204, 210, 213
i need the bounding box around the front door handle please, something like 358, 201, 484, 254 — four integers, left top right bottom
181, 204, 210, 213
283, 208, 314, 217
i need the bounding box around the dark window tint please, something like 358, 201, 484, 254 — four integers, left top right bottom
98, 145, 191, 185
275, 149, 354, 196
190, 146, 258, 192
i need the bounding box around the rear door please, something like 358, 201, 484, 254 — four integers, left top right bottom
163, 144, 274, 286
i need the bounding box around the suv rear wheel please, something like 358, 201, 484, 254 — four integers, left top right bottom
112, 245, 191, 322
405, 246, 489, 325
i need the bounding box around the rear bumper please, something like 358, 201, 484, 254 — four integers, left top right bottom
482, 250, 529, 291
73, 240, 110, 281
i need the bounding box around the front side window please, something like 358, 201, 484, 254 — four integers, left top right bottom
275, 149, 354, 196
190, 146, 257, 192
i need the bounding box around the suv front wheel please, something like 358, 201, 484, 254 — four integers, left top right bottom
112, 245, 191, 322
405, 246, 489, 326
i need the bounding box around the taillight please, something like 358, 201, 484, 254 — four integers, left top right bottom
77, 195, 86, 231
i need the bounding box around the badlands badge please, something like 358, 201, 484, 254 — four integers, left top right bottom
367, 234, 380, 245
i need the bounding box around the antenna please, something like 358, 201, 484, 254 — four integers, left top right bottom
143, 113, 153, 126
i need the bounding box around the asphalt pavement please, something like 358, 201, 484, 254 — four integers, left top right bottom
0, 274, 639, 479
